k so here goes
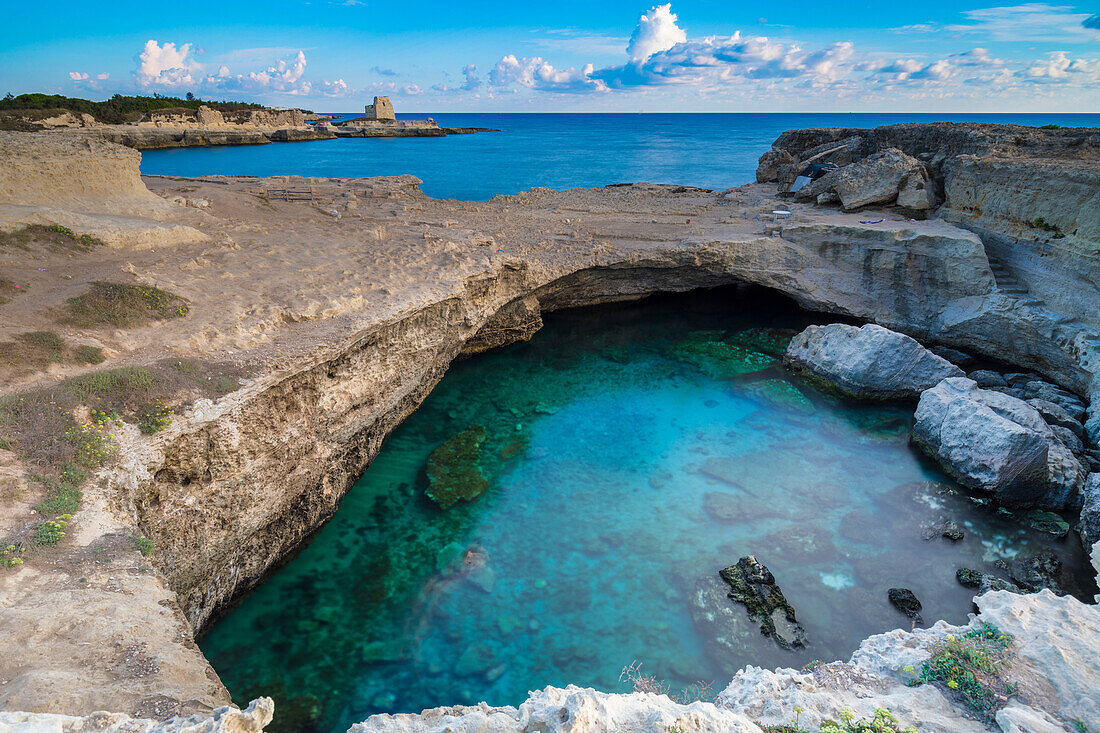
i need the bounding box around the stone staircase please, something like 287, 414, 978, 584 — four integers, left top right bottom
989, 259, 1029, 296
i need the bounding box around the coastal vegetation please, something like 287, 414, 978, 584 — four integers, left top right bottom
0, 92, 267, 125
59, 281, 190, 329
906, 622, 1017, 717
0, 330, 105, 372
0, 223, 104, 252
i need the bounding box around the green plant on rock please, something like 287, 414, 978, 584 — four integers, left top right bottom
907, 622, 1015, 716
1, 543, 25, 568
33, 514, 71, 546
131, 534, 155, 556
136, 400, 173, 434
59, 281, 190, 329
72, 345, 105, 364
820, 708, 917, 733
65, 421, 117, 467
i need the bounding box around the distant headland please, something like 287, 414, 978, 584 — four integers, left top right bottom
0, 93, 495, 150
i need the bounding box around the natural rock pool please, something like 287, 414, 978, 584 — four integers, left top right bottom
200, 287, 1093, 732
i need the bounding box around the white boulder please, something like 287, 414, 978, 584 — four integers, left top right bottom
912, 377, 1086, 510
784, 323, 964, 400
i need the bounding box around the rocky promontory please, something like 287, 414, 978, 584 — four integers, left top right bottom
0, 122, 1098, 731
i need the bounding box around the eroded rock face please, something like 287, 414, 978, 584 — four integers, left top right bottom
913, 378, 1086, 510
785, 323, 964, 401
717, 589, 1100, 732
835, 148, 931, 210
348, 686, 765, 733
1079, 473, 1100, 548
0, 698, 274, 733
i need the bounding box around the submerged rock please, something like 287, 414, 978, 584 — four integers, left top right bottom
956, 567, 1022, 595
718, 556, 807, 650
784, 323, 963, 401
690, 575, 756, 675
887, 588, 923, 625
666, 332, 774, 378
425, 425, 490, 510
912, 378, 1086, 511
1020, 509, 1070, 538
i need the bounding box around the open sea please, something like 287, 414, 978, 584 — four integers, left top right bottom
139, 112, 1100, 201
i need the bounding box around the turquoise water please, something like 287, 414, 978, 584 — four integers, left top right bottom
139, 113, 1100, 200
200, 287, 1093, 732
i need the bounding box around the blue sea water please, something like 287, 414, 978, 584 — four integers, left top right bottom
199, 287, 1095, 733
139, 112, 1100, 201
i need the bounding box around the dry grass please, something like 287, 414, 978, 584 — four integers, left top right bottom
58, 282, 190, 329
0, 224, 103, 252
0, 278, 17, 305
0, 358, 246, 474
0, 331, 104, 373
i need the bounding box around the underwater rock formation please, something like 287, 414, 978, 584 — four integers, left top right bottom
887, 588, 923, 625
425, 426, 490, 510
785, 323, 963, 401
913, 378, 1086, 511
718, 556, 807, 650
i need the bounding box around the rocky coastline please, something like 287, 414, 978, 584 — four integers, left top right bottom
0, 122, 1098, 731
1, 102, 494, 151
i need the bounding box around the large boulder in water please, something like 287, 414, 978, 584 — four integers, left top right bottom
784, 323, 964, 401
835, 148, 933, 210
912, 378, 1087, 511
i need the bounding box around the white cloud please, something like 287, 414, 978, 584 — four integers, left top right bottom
946, 4, 1099, 42
131, 42, 351, 97
68, 71, 89, 81
1025, 51, 1100, 80
403, 84, 423, 95
490, 55, 609, 93
626, 3, 687, 63
97, 72, 110, 80
136, 40, 198, 87
482, 2, 1100, 103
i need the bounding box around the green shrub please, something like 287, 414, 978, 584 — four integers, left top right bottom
32, 515, 70, 545
72, 345, 105, 364
215, 375, 240, 394
59, 282, 190, 329
31, 465, 85, 515
0, 224, 102, 251
907, 622, 1015, 715
65, 366, 156, 400
64, 422, 117, 467
136, 400, 173, 434
132, 535, 155, 556
1, 543, 25, 568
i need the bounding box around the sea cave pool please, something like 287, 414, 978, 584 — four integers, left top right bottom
200, 286, 1094, 732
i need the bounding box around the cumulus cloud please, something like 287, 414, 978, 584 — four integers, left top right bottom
490, 55, 609, 93
626, 3, 686, 63
69, 71, 89, 81
136, 40, 198, 87
482, 2, 1100, 102
131, 42, 351, 97
1025, 51, 1100, 80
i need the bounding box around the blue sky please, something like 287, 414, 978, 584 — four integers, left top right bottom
1, 1, 1097, 111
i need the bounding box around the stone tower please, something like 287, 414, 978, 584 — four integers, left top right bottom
364, 96, 395, 121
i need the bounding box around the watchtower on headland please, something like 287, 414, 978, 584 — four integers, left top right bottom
364, 96, 395, 121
